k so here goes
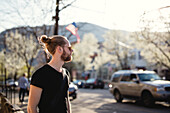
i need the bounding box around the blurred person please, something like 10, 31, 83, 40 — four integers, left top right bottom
18, 73, 29, 103
27, 35, 73, 113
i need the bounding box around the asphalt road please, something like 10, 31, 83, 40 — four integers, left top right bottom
15, 88, 170, 113
71, 88, 170, 113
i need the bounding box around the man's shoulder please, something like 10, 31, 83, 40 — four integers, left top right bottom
34, 64, 49, 74
62, 68, 70, 77
31, 64, 49, 78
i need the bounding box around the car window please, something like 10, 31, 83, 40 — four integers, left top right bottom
137, 73, 161, 81
130, 74, 137, 80
98, 79, 101, 82
111, 74, 121, 82
86, 78, 95, 83
121, 74, 130, 81
73, 80, 79, 84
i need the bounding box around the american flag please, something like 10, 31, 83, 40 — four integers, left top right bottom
66, 22, 80, 43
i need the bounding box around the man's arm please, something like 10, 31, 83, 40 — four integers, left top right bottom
64, 68, 72, 113
27, 85, 42, 113
67, 91, 72, 113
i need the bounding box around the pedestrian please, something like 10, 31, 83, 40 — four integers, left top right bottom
27, 35, 73, 113
18, 73, 29, 104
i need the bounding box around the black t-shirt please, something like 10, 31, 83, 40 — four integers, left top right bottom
31, 64, 69, 113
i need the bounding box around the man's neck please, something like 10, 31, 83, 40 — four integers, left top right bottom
48, 58, 64, 72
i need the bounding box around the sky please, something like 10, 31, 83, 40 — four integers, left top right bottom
0, 0, 170, 32
60, 0, 170, 31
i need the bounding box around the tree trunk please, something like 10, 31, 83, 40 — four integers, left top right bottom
54, 0, 59, 35
27, 67, 31, 82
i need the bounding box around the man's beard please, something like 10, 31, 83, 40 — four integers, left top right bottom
61, 49, 72, 62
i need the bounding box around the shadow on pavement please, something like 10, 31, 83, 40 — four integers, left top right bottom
95, 100, 170, 113
18, 103, 27, 113
17, 98, 28, 113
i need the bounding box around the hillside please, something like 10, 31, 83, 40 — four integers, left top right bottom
60, 22, 109, 42
0, 22, 109, 42
0, 22, 131, 49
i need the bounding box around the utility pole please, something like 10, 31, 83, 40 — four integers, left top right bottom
54, 0, 60, 35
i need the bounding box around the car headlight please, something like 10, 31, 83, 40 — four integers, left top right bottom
78, 82, 81, 85
109, 84, 112, 88
155, 87, 165, 91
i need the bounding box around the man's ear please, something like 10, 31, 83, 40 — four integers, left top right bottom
57, 46, 63, 54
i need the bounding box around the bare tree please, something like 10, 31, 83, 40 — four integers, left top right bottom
103, 30, 134, 70
73, 33, 99, 70
73, 33, 112, 75
0, 0, 77, 34
133, 7, 170, 71
0, 0, 55, 31
5, 30, 40, 80
54, 0, 77, 35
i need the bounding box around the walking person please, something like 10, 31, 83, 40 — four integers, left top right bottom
18, 73, 29, 104
27, 35, 73, 113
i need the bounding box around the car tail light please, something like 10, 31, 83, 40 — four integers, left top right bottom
94, 81, 97, 85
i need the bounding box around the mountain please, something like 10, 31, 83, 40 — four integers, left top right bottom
0, 22, 131, 50
0, 22, 110, 44
59, 22, 130, 43
60, 22, 109, 42
0, 23, 148, 70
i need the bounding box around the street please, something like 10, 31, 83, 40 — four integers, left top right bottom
71, 88, 170, 113
16, 88, 170, 113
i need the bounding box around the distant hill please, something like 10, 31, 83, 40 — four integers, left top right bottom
0, 23, 148, 70
59, 22, 130, 43
0, 22, 109, 42
63, 22, 109, 42
0, 22, 131, 49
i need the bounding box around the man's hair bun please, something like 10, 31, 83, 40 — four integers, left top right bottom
41, 35, 51, 44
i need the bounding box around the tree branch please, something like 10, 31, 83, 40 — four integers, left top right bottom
59, 0, 77, 12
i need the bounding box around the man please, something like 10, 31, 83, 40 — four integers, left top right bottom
27, 35, 73, 113
18, 73, 29, 103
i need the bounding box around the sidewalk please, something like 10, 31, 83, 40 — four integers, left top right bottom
11, 91, 29, 113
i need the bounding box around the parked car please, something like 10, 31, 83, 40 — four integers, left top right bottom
109, 70, 170, 107
73, 80, 85, 88
0, 79, 18, 87
69, 82, 78, 99
83, 78, 104, 89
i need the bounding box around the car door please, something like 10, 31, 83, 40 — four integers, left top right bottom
127, 74, 143, 97
119, 73, 132, 96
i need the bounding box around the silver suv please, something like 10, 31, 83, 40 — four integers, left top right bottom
109, 70, 170, 106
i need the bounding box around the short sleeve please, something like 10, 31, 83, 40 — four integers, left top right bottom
31, 70, 45, 89
63, 68, 70, 84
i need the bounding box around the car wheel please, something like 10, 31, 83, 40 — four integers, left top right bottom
114, 90, 123, 103
73, 94, 77, 99
168, 97, 170, 104
142, 91, 155, 107
90, 85, 94, 89
82, 85, 86, 88
100, 86, 104, 89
